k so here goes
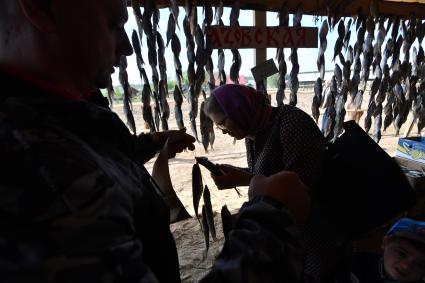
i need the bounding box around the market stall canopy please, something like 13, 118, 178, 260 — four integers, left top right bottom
129, 0, 425, 18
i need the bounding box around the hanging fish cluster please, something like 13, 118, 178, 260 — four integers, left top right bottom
276, 2, 289, 106
204, 3, 215, 92
183, 4, 200, 141
289, 4, 303, 106
192, 163, 217, 257
118, 56, 137, 135
229, 1, 242, 84
131, 29, 156, 132
216, 1, 226, 86
312, 19, 328, 123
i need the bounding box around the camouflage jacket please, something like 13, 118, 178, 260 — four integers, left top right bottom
0, 72, 302, 283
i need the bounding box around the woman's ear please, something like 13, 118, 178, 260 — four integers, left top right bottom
18, 0, 57, 33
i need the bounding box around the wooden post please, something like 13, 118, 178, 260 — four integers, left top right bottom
254, 11, 267, 88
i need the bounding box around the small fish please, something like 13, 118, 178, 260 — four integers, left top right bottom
169, 0, 180, 28
215, 1, 224, 24
201, 205, 210, 258
192, 163, 204, 218
221, 205, 233, 241
173, 86, 184, 130
200, 101, 211, 152
203, 186, 216, 240
119, 56, 137, 134
107, 76, 115, 108
312, 78, 323, 123
166, 14, 176, 47
333, 38, 343, 62
188, 85, 199, 141
229, 1, 240, 26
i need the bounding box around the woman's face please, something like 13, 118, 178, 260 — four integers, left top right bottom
207, 112, 246, 140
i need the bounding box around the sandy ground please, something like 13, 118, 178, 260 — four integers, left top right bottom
111, 88, 420, 282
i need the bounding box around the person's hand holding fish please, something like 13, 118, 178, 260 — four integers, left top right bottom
152, 128, 196, 158
211, 164, 254, 190
249, 171, 311, 224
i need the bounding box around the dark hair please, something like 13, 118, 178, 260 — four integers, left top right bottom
387, 235, 425, 252
203, 94, 224, 116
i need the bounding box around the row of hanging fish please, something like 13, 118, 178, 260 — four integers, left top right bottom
315, 8, 425, 143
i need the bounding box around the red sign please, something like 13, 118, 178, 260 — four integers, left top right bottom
205, 26, 318, 49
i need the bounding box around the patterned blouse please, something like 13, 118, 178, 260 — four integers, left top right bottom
246, 104, 326, 193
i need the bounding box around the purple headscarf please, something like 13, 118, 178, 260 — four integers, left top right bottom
212, 84, 272, 135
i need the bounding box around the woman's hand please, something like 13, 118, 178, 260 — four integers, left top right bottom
249, 171, 311, 224
211, 164, 253, 190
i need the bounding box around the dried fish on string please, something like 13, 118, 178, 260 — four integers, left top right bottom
188, 85, 199, 141
204, 3, 215, 92
173, 85, 185, 130
312, 78, 323, 124
192, 162, 204, 218
131, 30, 156, 132
171, 34, 183, 91
166, 14, 176, 47
276, 1, 289, 106
131, 0, 144, 65
334, 63, 342, 90
350, 53, 361, 103
289, 4, 302, 106
373, 65, 390, 142
159, 80, 170, 131
322, 76, 337, 140
372, 19, 385, 77
195, 24, 207, 96
200, 101, 215, 152
332, 19, 345, 62
203, 186, 216, 241
221, 205, 232, 241
343, 18, 352, 51
217, 19, 226, 86
119, 56, 136, 134
201, 205, 210, 258
229, 1, 241, 84
169, 0, 180, 29
215, 0, 224, 25
359, 16, 374, 91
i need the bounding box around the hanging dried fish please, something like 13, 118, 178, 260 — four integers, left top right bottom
204, 3, 215, 92
203, 186, 216, 241
159, 80, 169, 131
119, 56, 136, 135
192, 163, 204, 218
221, 205, 233, 241
312, 78, 322, 124
289, 4, 302, 106
201, 205, 210, 258
131, 1, 144, 65
312, 19, 328, 119
218, 48, 226, 86
195, 24, 207, 96
334, 64, 342, 90
166, 13, 176, 47
343, 18, 352, 51
276, 2, 289, 105
188, 85, 199, 141
131, 30, 155, 132
200, 101, 211, 152
215, 0, 224, 25
332, 19, 345, 62
173, 85, 184, 130
169, 0, 180, 28
171, 34, 183, 91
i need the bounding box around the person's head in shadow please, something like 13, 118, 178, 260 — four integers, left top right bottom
382, 218, 425, 282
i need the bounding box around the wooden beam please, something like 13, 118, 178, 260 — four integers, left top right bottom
128, 0, 425, 19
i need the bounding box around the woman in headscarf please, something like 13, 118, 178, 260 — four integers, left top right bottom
203, 84, 325, 194
203, 84, 342, 282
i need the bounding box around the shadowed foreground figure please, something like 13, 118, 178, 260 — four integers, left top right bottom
0, 0, 308, 282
